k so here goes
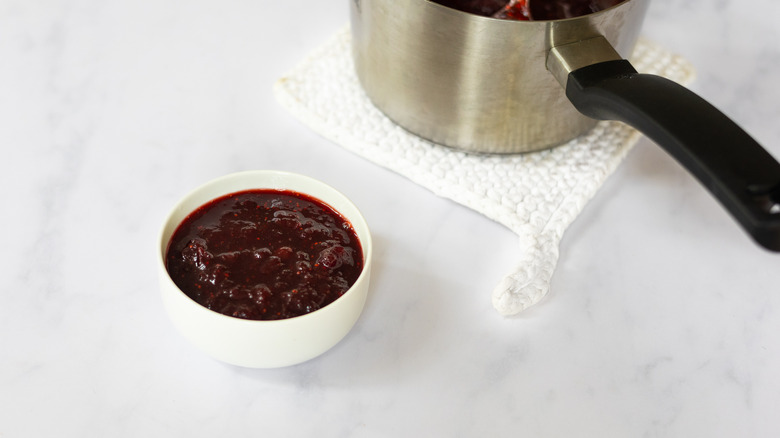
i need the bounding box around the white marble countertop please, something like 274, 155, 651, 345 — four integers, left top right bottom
2, 0, 779, 436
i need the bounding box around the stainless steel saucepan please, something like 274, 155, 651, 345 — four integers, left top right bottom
350, 0, 780, 251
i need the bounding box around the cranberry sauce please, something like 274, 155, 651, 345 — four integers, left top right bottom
165, 189, 364, 321
432, 0, 625, 20
433, 0, 509, 16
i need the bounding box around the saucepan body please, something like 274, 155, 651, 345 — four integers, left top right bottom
350, 0, 649, 153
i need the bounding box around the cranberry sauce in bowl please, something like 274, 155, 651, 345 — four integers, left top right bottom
157, 170, 372, 368
165, 189, 364, 321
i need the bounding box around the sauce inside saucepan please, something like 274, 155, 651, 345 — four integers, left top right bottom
432, 0, 625, 20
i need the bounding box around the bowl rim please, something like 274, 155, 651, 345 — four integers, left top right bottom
157, 169, 373, 326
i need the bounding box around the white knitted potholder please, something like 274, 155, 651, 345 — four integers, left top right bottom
274, 26, 695, 315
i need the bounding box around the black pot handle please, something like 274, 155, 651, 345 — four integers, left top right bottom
551, 39, 780, 251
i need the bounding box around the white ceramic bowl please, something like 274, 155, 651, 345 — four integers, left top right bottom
157, 170, 372, 368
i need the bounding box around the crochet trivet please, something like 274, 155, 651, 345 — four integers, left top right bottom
274, 26, 695, 315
